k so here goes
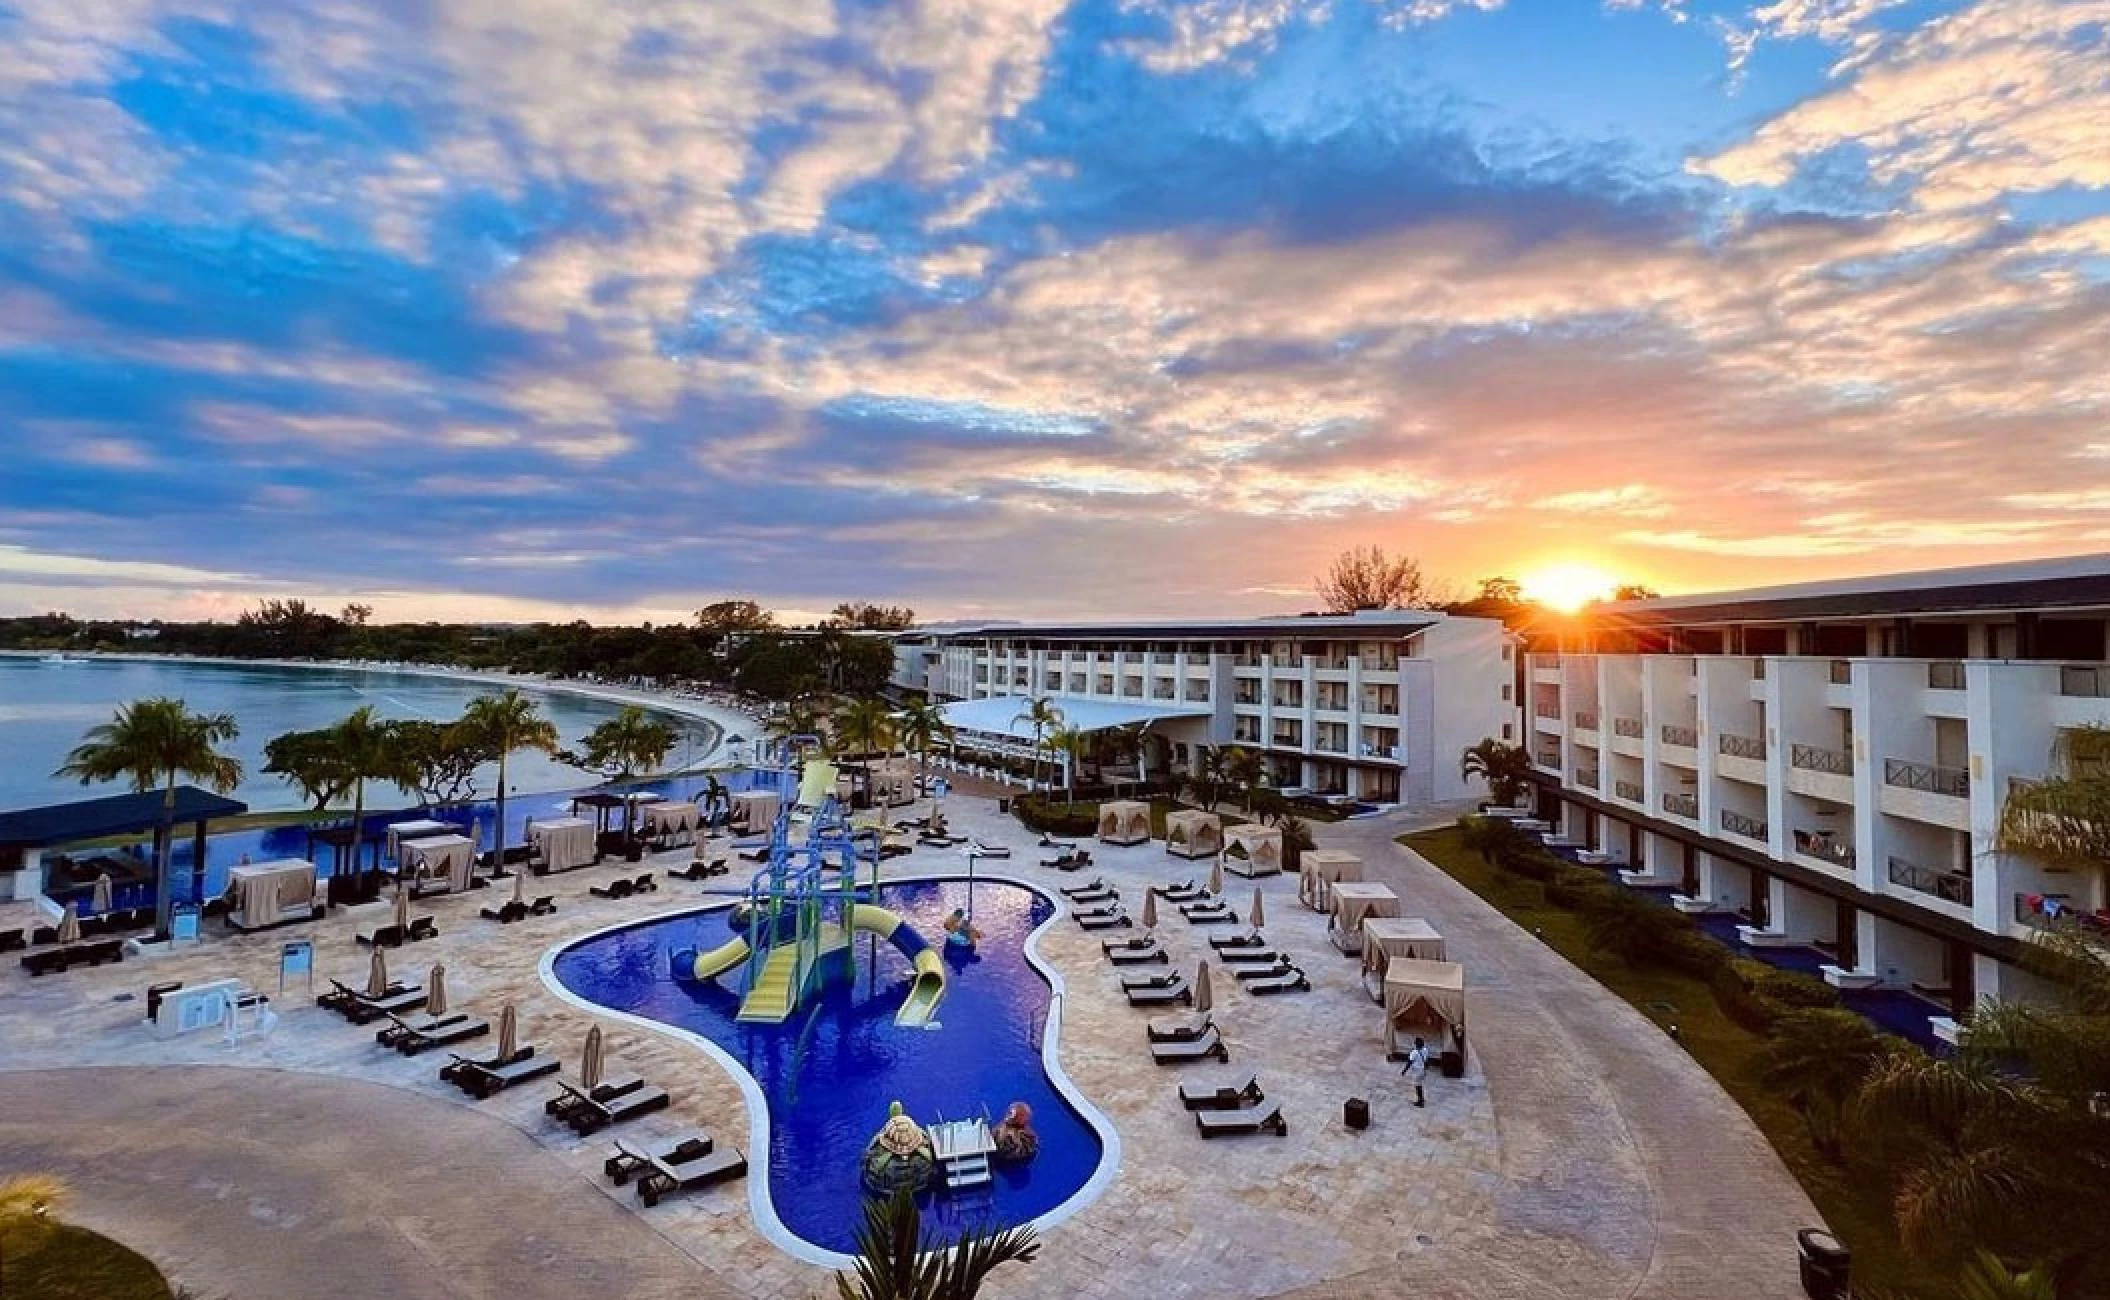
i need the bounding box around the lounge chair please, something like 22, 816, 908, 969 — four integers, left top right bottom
1178, 1071, 1263, 1110
1217, 946, 1281, 965
547, 1074, 645, 1122
1064, 885, 1117, 906
392, 1014, 490, 1056
1209, 930, 1267, 951
968, 840, 1012, 859
1147, 1011, 1213, 1043
1039, 833, 1077, 850
566, 1085, 671, 1135
0, 929, 23, 953
1105, 938, 1168, 965
1233, 959, 1297, 981
1119, 969, 1183, 991
1195, 1101, 1286, 1138
1125, 977, 1192, 1007
528, 895, 557, 916
637, 1142, 746, 1206
1245, 966, 1311, 995
629, 873, 657, 894
1040, 852, 1091, 871
1150, 1025, 1228, 1064
376, 1009, 469, 1048
1181, 901, 1237, 924
590, 878, 635, 900
1153, 880, 1206, 902
1058, 878, 1111, 900
321, 979, 428, 1024
480, 900, 527, 924
1075, 909, 1131, 931
452, 1049, 561, 1098
919, 833, 967, 848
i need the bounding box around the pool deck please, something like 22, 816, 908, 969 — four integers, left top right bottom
0, 793, 1817, 1299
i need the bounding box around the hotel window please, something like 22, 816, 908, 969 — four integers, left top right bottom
1272, 719, 1304, 747
1273, 681, 1304, 708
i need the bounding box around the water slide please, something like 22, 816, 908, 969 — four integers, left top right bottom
683, 936, 750, 981
851, 904, 947, 1027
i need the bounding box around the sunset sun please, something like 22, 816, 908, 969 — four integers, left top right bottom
1521, 563, 1620, 614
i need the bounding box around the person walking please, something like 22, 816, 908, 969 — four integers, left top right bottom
1401, 1036, 1430, 1107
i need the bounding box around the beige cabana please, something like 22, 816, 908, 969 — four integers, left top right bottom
1361, 917, 1447, 999
870, 765, 916, 808
1222, 824, 1283, 878
641, 801, 700, 845
1163, 810, 1222, 860
1299, 848, 1363, 911
1383, 958, 1465, 1057
529, 816, 597, 873
1327, 881, 1399, 953
730, 790, 781, 834
227, 859, 318, 931
1097, 800, 1152, 846
385, 819, 455, 863
402, 835, 475, 894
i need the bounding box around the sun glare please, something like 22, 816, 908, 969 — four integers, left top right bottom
1521, 563, 1619, 614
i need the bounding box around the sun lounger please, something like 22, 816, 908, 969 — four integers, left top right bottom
1181, 902, 1237, 924
19, 941, 120, 976
630, 874, 657, 894
919, 833, 967, 848
1153, 880, 1206, 902
1039, 833, 1077, 849
547, 1074, 645, 1121
1119, 969, 1183, 991
567, 1085, 671, 1135
1058, 878, 1111, 900
590, 878, 635, 900
1245, 966, 1311, 995
0, 929, 22, 953
1040, 852, 1092, 871
1075, 909, 1131, 931
1125, 977, 1192, 1006
1147, 1011, 1213, 1043
1150, 1025, 1228, 1064
528, 895, 557, 916
1209, 930, 1266, 951
447, 1048, 561, 1098
1065, 885, 1117, 906
637, 1142, 746, 1205
1195, 1101, 1286, 1138
1178, 1071, 1263, 1109
1217, 947, 1281, 965
1105, 938, 1168, 964
376, 1010, 469, 1048
392, 1014, 490, 1056
968, 841, 1012, 858
1072, 901, 1123, 921
321, 979, 428, 1024
480, 900, 528, 924
1233, 959, 1296, 981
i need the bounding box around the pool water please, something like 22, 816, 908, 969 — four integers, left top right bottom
549, 879, 1109, 1257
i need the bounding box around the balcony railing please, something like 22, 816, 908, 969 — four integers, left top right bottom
1613, 779, 1644, 802
1791, 743, 1854, 776
1884, 757, 1969, 798
1927, 661, 1965, 691
1573, 709, 1599, 730
2060, 665, 2110, 698
1718, 732, 1766, 760
1829, 659, 1853, 685
1272, 732, 1302, 748
1613, 717, 1645, 739
1661, 792, 1698, 818
1576, 768, 1600, 788
1721, 809, 1769, 841
1889, 856, 1972, 906
1792, 829, 1856, 869
1535, 702, 1561, 720
1661, 724, 1698, 748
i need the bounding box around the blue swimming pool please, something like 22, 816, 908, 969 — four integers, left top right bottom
547, 878, 1112, 1259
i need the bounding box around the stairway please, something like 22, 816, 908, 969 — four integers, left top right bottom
737, 946, 800, 1023
942, 1152, 992, 1192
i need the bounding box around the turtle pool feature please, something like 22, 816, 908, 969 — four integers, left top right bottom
546, 877, 1115, 1261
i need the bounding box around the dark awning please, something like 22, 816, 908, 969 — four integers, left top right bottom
0, 786, 249, 849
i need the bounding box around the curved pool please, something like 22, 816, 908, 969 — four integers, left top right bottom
546, 877, 1114, 1260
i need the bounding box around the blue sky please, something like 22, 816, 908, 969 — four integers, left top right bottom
2, 0, 2107, 622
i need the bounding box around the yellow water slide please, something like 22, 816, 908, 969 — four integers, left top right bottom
687, 936, 750, 981
850, 904, 947, 1028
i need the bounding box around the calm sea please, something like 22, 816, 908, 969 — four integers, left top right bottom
0, 656, 716, 815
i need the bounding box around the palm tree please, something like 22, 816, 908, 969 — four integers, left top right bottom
1012, 698, 1063, 791
450, 690, 559, 873
1220, 746, 1265, 812
767, 698, 830, 760
326, 706, 420, 893
1957, 1250, 2062, 1300
1047, 725, 1093, 807
895, 699, 955, 795
1278, 814, 1315, 872
1183, 745, 1227, 811
56, 697, 242, 937
582, 706, 678, 780
1460, 737, 1533, 807
833, 1189, 1040, 1300
834, 697, 897, 761
0, 1173, 67, 1295
1753, 1008, 1894, 1158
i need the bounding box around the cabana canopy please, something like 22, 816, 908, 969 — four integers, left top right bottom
1299, 848, 1362, 910
1163, 809, 1221, 859
1362, 916, 1446, 980
1098, 800, 1152, 845
1384, 958, 1465, 1055
1223, 823, 1283, 877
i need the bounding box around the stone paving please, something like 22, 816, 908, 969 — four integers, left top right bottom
0, 793, 1817, 1299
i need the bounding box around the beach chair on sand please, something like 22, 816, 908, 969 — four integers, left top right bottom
480, 900, 527, 924
1150, 1025, 1228, 1064
1104, 937, 1168, 964
566, 1084, 670, 1135
968, 840, 1011, 859
528, 895, 557, 916
1075, 908, 1131, 931
1178, 1072, 1263, 1110
389, 1012, 490, 1056
1063, 884, 1118, 906
1181, 900, 1237, 924
1209, 930, 1267, 951
606, 1133, 748, 1205
1125, 976, 1192, 1007
443, 1046, 559, 1098
1217, 946, 1281, 965
1233, 959, 1298, 982
322, 979, 427, 1025
1119, 969, 1183, 991
1245, 966, 1310, 995
376, 1009, 466, 1048
1147, 1011, 1213, 1043
1195, 1101, 1286, 1138
1059, 878, 1112, 900
548, 1074, 644, 1122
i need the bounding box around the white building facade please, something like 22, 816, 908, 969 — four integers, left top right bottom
891, 611, 1517, 804
1526, 553, 2110, 1024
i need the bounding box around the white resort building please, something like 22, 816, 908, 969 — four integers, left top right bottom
1526, 552, 2110, 1030
890, 611, 1517, 804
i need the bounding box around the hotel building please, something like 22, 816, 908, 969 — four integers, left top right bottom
890, 611, 1516, 804
1526, 553, 2110, 1029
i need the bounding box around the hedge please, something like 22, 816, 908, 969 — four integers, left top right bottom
1013, 795, 1099, 837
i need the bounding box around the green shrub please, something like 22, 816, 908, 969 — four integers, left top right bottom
1658, 928, 1730, 979
1012, 796, 1098, 837
1712, 958, 1785, 1032
1754, 967, 1841, 1012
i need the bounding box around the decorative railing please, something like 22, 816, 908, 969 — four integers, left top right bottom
1927, 661, 1965, 691
1829, 659, 1853, 685
1718, 732, 1766, 760
1889, 856, 1972, 906
1614, 779, 1644, 802
1661, 724, 1698, 748
1791, 743, 1854, 776
1613, 717, 1645, 739
1661, 792, 1698, 818
2060, 665, 2110, 698
1721, 809, 1769, 841
1535, 701, 1561, 719
1573, 709, 1599, 730
1883, 757, 1969, 798
1792, 829, 1857, 869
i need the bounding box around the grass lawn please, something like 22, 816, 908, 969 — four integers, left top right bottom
1402, 826, 1942, 1300
1, 1223, 173, 1300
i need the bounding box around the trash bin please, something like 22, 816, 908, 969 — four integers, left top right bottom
998, 797, 1012, 814
1343, 1097, 1369, 1130
1439, 1049, 1464, 1078
1796, 1228, 1850, 1300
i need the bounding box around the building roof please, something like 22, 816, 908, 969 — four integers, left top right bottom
0, 786, 249, 849
939, 695, 1210, 739
908, 609, 1447, 643
1598, 551, 2110, 627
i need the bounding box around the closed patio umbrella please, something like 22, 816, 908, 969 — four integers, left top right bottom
1208, 858, 1224, 897
511, 860, 528, 906
91, 873, 113, 915
366, 947, 390, 998
1194, 961, 1213, 1015
471, 818, 487, 869
1140, 890, 1157, 933
496, 1004, 518, 1061
581, 1025, 605, 1091
392, 882, 411, 935
426, 964, 448, 1017
1249, 887, 1265, 931
56, 901, 81, 945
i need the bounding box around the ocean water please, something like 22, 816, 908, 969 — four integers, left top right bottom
0, 656, 719, 815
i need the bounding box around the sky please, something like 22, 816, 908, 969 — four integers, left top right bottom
1, 0, 2108, 625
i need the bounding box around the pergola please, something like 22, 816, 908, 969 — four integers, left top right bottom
0, 785, 248, 925
934, 695, 1209, 781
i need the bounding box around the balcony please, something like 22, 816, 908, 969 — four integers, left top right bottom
1661, 792, 1698, 819
1792, 829, 1856, 870
1271, 733, 1303, 749
1573, 709, 1599, 730
1612, 717, 1645, 739
1234, 688, 1263, 706
1661, 724, 1698, 748
1883, 757, 1968, 798
1613, 779, 1644, 802
1362, 692, 1400, 715
1791, 743, 1854, 777
1927, 661, 1965, 691
1535, 701, 1561, 720
2061, 665, 2110, 698
1720, 809, 1769, 841
1888, 856, 1972, 907
1718, 733, 1766, 760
